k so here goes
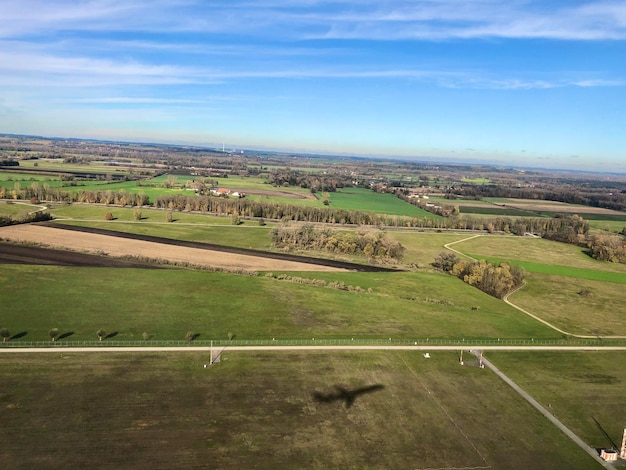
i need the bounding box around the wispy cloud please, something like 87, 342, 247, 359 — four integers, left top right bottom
3, 1, 626, 41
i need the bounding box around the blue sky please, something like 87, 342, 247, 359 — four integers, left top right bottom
1, 1, 626, 172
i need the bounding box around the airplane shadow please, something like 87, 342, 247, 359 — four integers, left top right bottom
313, 384, 384, 408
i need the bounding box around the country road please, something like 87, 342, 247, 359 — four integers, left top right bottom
3, 344, 626, 353
474, 351, 616, 469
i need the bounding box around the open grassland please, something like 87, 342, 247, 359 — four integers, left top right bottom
488, 351, 626, 453
0, 351, 597, 469
0, 201, 44, 217
64, 219, 276, 250
0, 265, 556, 342
381, 230, 478, 267
508, 273, 626, 336
454, 235, 626, 275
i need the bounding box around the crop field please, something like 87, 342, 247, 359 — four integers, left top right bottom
0, 351, 598, 469
329, 187, 436, 217
488, 351, 626, 452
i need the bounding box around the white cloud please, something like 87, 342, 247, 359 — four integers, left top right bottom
2, 0, 626, 41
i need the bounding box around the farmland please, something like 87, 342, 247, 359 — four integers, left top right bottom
2, 135, 626, 468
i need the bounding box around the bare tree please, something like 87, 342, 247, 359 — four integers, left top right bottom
96, 329, 106, 341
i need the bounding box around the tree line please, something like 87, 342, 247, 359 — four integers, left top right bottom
7, 184, 622, 266
271, 223, 404, 261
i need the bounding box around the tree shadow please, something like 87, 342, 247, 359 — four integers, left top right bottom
10, 331, 28, 340
192, 333, 200, 340
592, 416, 619, 450
105, 331, 118, 339
58, 331, 74, 340
313, 384, 384, 408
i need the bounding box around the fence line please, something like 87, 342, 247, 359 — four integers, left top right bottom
1, 337, 624, 348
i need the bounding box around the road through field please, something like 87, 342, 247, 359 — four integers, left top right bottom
445, 235, 626, 340
1, 344, 620, 467
474, 351, 616, 469
3, 345, 626, 353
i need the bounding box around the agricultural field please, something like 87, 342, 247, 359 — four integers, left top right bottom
328, 187, 435, 217
0, 351, 599, 469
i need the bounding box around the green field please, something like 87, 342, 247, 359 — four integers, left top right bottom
509, 273, 626, 336
489, 351, 626, 452
0, 351, 599, 469
0, 265, 558, 343
453, 235, 626, 275
329, 187, 436, 217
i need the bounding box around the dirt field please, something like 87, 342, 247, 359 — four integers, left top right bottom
497, 199, 625, 214
238, 188, 317, 200
0, 223, 396, 272
0, 224, 350, 272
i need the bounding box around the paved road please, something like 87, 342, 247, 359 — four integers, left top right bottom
473, 350, 615, 469
3, 345, 626, 353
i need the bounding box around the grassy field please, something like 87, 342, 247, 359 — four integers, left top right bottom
0, 351, 598, 469
489, 351, 626, 452
453, 235, 626, 275
509, 273, 626, 336
0, 201, 44, 217
0, 266, 557, 343
329, 187, 436, 217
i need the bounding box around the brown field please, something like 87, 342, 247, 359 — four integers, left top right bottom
0, 224, 347, 272
457, 199, 625, 215
497, 199, 625, 215
238, 188, 317, 200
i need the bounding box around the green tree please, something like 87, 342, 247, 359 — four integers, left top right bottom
0, 328, 10, 343
49, 328, 59, 342
432, 252, 460, 272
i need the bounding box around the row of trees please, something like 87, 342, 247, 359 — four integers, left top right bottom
433, 252, 525, 299
271, 223, 405, 261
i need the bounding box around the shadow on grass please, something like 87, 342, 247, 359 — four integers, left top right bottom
313, 384, 384, 408
105, 331, 118, 339
58, 331, 74, 340
10, 331, 28, 340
